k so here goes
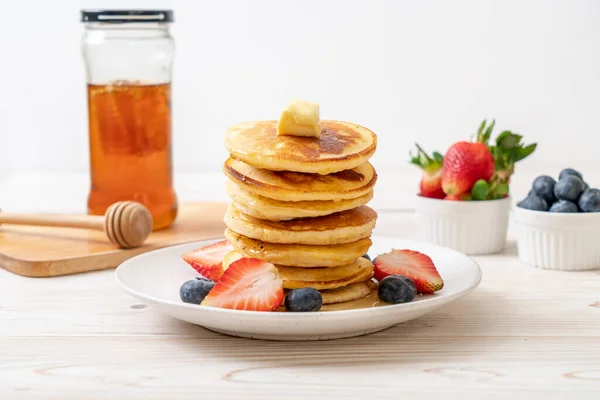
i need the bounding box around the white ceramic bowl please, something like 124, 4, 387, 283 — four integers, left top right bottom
513, 206, 600, 271
415, 196, 511, 255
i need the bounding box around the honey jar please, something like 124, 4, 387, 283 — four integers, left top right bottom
81, 9, 178, 231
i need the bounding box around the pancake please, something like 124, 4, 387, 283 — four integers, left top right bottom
318, 280, 377, 305
223, 158, 377, 202
224, 203, 378, 245
281, 262, 373, 290
225, 179, 374, 221
224, 251, 374, 290
224, 120, 377, 174
277, 280, 376, 309
224, 229, 372, 267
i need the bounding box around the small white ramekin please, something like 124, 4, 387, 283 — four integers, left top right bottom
513, 206, 600, 271
415, 195, 511, 255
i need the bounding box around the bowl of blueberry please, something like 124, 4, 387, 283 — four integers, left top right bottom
514, 168, 600, 271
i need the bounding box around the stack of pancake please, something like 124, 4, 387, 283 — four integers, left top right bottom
221, 119, 378, 308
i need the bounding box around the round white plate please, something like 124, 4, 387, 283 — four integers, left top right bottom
115, 236, 482, 341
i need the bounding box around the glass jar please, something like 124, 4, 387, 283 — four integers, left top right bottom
81, 9, 178, 231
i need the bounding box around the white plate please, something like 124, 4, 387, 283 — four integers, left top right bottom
115, 236, 482, 341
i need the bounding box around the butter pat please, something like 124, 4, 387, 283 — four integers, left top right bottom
277, 99, 322, 138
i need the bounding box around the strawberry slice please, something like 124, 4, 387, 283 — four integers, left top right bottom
181, 240, 233, 281
374, 249, 444, 294
202, 257, 284, 311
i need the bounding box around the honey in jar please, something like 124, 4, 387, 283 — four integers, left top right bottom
81, 9, 177, 230
86, 82, 177, 230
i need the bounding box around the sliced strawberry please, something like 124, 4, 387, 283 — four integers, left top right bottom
202, 257, 283, 311
374, 249, 444, 294
181, 240, 233, 281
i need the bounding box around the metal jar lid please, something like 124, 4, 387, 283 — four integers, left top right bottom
81, 9, 174, 23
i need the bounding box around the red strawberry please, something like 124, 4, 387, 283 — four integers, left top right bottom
410, 144, 446, 199
420, 169, 445, 199
374, 249, 444, 294
444, 194, 462, 201
202, 257, 284, 311
181, 240, 233, 281
441, 141, 494, 196
444, 193, 472, 201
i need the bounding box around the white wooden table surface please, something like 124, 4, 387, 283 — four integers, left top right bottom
1, 171, 600, 399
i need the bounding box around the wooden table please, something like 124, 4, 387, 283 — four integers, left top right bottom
1, 172, 599, 399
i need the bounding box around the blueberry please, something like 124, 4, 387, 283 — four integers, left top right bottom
377, 275, 417, 304
362, 254, 371, 261
532, 175, 556, 204
549, 200, 578, 213
180, 277, 215, 304
284, 288, 322, 312
517, 194, 549, 211
559, 168, 583, 181
578, 188, 600, 212
582, 181, 590, 192
554, 176, 584, 202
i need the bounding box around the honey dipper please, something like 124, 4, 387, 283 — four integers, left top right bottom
0, 201, 153, 249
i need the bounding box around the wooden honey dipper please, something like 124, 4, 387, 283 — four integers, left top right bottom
0, 201, 153, 249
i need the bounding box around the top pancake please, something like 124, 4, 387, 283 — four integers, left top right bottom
224, 120, 377, 174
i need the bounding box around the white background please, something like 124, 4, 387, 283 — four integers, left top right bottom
1, 0, 600, 181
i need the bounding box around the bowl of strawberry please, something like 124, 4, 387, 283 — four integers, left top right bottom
410, 120, 536, 255
514, 168, 600, 271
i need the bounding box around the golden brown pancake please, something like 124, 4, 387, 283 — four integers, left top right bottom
318, 280, 377, 305
281, 263, 373, 290
223, 158, 377, 202
224, 229, 372, 267
225, 179, 374, 221
277, 281, 376, 309
224, 203, 378, 245
224, 120, 377, 174
223, 250, 374, 290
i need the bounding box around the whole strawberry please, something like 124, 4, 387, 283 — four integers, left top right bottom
451, 119, 537, 200
441, 120, 501, 196
409, 144, 445, 199
441, 141, 494, 196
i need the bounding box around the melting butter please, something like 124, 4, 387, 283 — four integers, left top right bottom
277, 99, 322, 138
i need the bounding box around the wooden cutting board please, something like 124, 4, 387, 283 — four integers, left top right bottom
0, 202, 227, 278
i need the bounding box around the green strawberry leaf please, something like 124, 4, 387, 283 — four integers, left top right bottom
496, 182, 509, 196
410, 154, 422, 167
495, 130, 512, 144
492, 147, 508, 170
484, 120, 495, 143
485, 122, 537, 187
409, 143, 444, 172
471, 179, 490, 200
432, 152, 444, 164
514, 143, 537, 162
486, 177, 510, 199
476, 119, 495, 144
497, 132, 522, 150
477, 120, 487, 137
